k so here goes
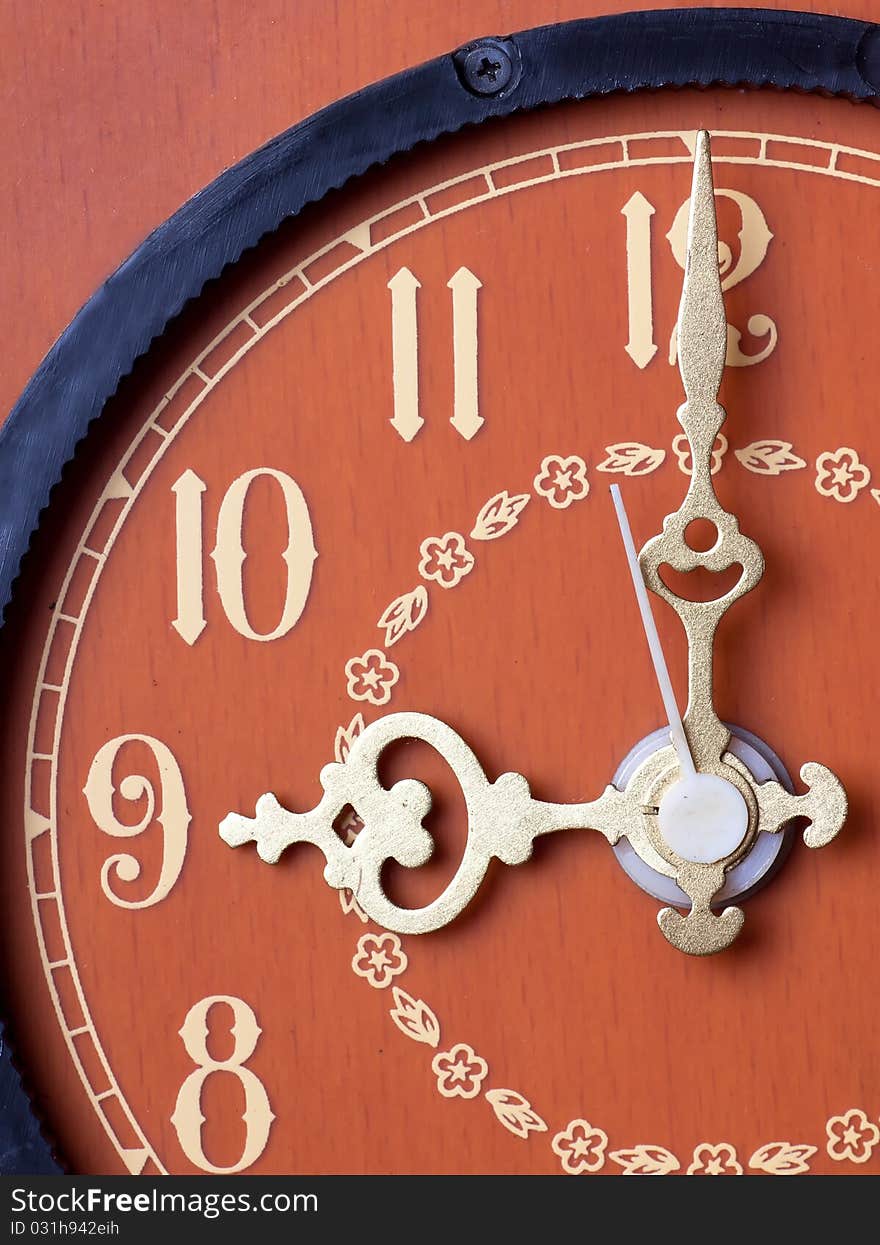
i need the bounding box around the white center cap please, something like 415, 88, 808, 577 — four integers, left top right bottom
657, 772, 749, 864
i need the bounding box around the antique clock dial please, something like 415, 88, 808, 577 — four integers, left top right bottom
1, 8, 879, 1176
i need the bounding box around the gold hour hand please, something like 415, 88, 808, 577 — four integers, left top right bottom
220, 711, 645, 936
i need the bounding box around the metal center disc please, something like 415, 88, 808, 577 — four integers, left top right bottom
612, 725, 794, 906
658, 771, 750, 864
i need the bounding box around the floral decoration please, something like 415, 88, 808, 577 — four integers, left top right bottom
389, 987, 440, 1048
687, 1142, 743, 1176
609, 1145, 680, 1175
826, 1109, 880, 1164
335, 438, 880, 1175
748, 1141, 816, 1176
734, 439, 806, 475
334, 713, 365, 764
344, 648, 400, 706
814, 447, 871, 503
550, 1119, 608, 1175
431, 1042, 488, 1100
351, 932, 408, 989
339, 887, 367, 923
485, 1090, 547, 1140
471, 490, 531, 540
377, 586, 429, 646
418, 532, 475, 589
596, 442, 665, 476
533, 454, 590, 509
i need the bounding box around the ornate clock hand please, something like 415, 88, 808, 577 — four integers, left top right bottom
220, 711, 642, 935
219, 131, 846, 959
613, 480, 753, 885
638, 129, 764, 774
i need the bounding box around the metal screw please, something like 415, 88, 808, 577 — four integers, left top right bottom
455, 39, 519, 98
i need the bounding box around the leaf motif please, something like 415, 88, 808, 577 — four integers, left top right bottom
377, 587, 428, 647
735, 440, 807, 475
484, 1089, 547, 1140
339, 888, 367, 923
596, 442, 666, 477
749, 1142, 816, 1176
334, 712, 365, 764
609, 1145, 681, 1175
470, 491, 531, 540
338, 808, 364, 846
388, 987, 440, 1048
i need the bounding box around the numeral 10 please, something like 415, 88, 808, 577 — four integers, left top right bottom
171, 468, 317, 645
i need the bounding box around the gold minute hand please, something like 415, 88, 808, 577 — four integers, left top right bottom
676, 129, 728, 405
638, 130, 764, 773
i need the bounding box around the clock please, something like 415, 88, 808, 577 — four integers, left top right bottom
1, 5, 879, 1177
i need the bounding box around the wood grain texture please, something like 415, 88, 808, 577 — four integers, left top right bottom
1, 1, 880, 1178
1, 0, 878, 424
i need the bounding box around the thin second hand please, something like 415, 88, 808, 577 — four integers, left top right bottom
610, 483, 697, 779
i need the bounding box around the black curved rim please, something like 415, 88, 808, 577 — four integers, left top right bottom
1, 5, 877, 1175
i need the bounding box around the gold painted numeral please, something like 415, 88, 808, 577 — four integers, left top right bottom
621, 191, 658, 369
622, 187, 776, 369
388, 266, 483, 442
172, 468, 318, 645
83, 734, 191, 909
171, 996, 275, 1174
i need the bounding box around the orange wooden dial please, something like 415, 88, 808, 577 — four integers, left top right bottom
2, 27, 880, 1177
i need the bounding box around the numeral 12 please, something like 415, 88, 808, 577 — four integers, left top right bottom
622, 187, 777, 370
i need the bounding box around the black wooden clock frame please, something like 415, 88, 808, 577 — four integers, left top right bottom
0, 7, 876, 1174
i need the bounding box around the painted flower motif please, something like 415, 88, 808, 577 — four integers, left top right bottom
418, 532, 475, 589
814, 447, 871, 503
533, 454, 590, 509
351, 932, 408, 989
344, 648, 399, 706
431, 1042, 488, 1100
826, 1109, 880, 1164
673, 432, 728, 476
687, 1142, 743, 1176
551, 1119, 608, 1175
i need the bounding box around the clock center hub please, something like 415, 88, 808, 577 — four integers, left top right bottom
611, 725, 794, 906
657, 772, 749, 864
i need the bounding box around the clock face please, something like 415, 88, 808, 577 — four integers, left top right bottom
1, 72, 879, 1176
